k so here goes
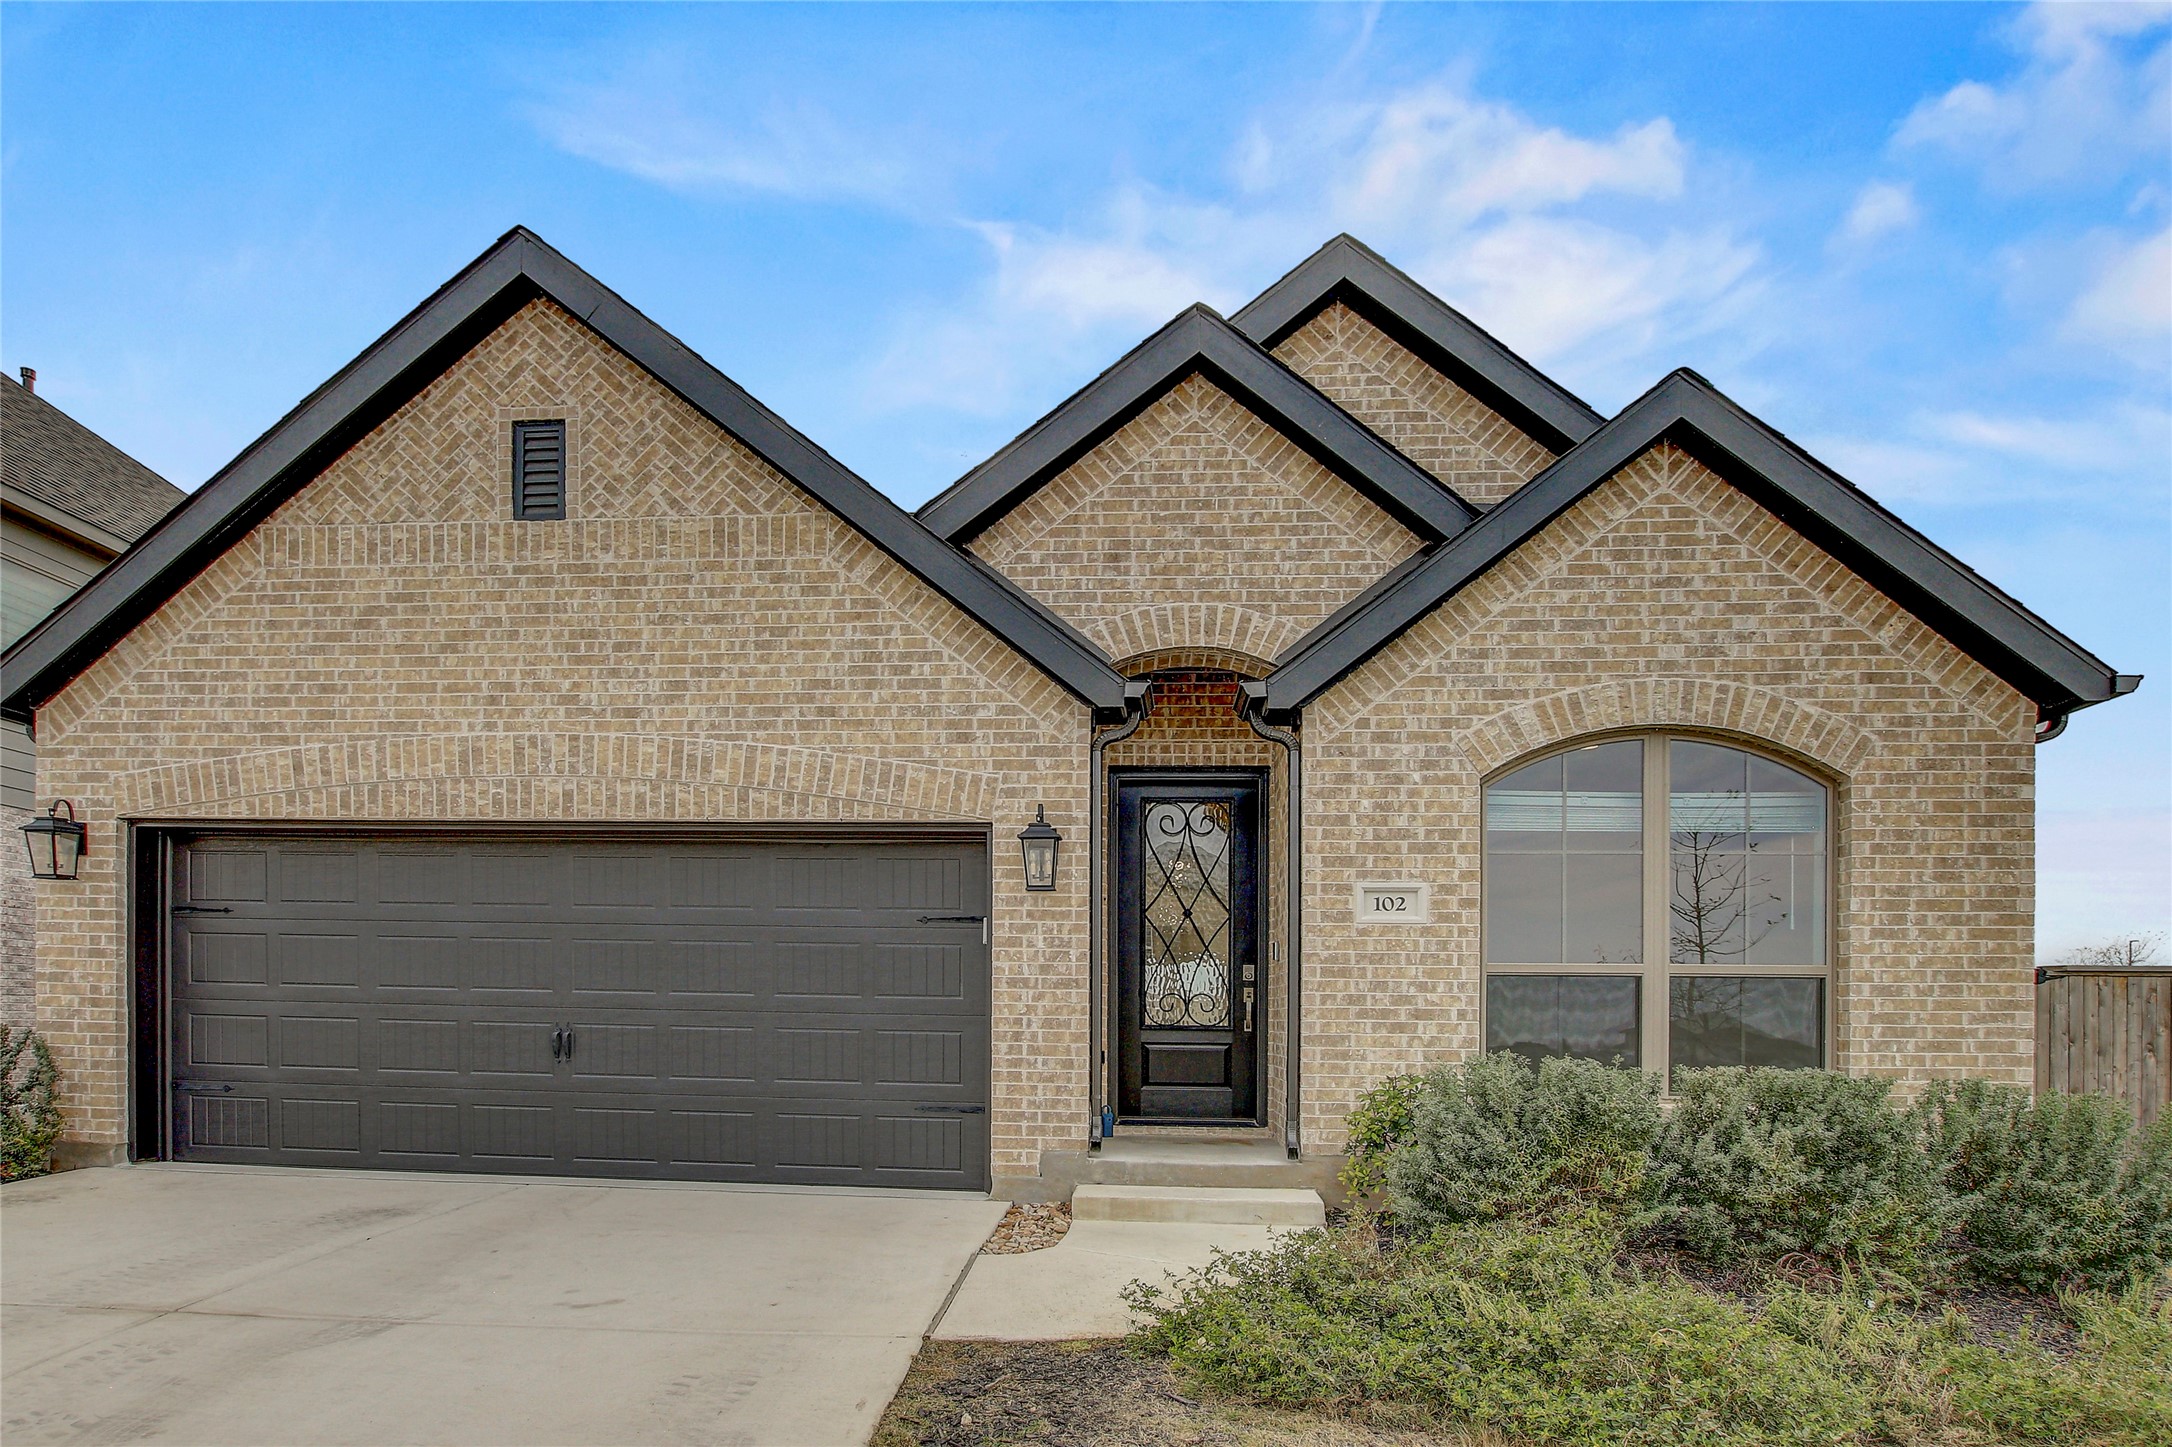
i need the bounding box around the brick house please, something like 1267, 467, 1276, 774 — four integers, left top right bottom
0, 230, 2137, 1194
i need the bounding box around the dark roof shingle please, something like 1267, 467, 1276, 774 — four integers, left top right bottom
2, 372, 184, 544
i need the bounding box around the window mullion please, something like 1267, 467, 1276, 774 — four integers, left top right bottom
1644, 736, 1669, 1080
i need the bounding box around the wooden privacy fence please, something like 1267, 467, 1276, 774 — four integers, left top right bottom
2036, 966, 2172, 1125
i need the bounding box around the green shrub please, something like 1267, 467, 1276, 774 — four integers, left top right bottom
1385, 1052, 1662, 1227
1128, 1217, 1873, 1446
1128, 1219, 2172, 1446
1652, 1067, 1952, 1275
0, 1025, 62, 1181
1337, 1071, 1421, 1202
1921, 1078, 2172, 1291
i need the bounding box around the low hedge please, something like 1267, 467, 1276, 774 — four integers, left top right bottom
1348, 1054, 2172, 1289
1920, 1078, 2172, 1292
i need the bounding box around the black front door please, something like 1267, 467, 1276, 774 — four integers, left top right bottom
1115, 773, 1261, 1121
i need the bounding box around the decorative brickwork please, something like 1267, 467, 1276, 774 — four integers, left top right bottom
968, 374, 1422, 661
1299, 443, 2037, 1152
31, 300, 1094, 1175
1273, 302, 1558, 509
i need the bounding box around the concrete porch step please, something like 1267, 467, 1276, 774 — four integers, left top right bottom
1071, 1184, 1326, 1227
1077, 1137, 1332, 1192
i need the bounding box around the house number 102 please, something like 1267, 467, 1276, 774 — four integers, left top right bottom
1356, 883, 1428, 923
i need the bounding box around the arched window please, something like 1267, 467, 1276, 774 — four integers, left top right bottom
1482, 735, 1830, 1077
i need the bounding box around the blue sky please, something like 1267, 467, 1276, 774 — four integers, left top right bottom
4, 2, 2167, 955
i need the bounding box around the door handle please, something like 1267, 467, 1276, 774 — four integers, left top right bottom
551, 1027, 565, 1062
171, 905, 232, 915
564, 1027, 575, 1060
1242, 986, 1255, 1034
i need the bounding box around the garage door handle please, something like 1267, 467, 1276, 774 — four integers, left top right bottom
172, 905, 232, 915
551, 1028, 565, 1061
917, 915, 985, 923
174, 1081, 235, 1094
912, 1103, 986, 1114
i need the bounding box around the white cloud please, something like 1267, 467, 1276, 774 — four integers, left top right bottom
1895, 2, 2172, 190
1406, 218, 1758, 375
1318, 86, 1685, 227
865, 77, 1753, 421
528, 62, 939, 207
1834, 181, 1920, 246
2061, 224, 2172, 364
1808, 399, 2172, 508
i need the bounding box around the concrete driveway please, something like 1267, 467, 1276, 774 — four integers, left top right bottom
1, 1164, 1005, 1446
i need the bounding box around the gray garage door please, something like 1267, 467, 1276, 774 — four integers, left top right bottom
168, 834, 991, 1190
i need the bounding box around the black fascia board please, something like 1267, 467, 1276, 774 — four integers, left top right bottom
916, 305, 1478, 546
1261, 369, 2132, 719
3, 227, 1129, 720
1230, 235, 1606, 456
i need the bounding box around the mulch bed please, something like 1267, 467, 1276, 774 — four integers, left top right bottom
872, 1340, 1453, 1447
981, 1202, 1072, 1254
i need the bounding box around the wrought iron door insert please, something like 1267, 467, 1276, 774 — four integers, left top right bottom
1115, 773, 1261, 1120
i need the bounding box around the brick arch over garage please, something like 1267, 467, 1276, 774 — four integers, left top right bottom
1457, 678, 1879, 782
113, 733, 1002, 823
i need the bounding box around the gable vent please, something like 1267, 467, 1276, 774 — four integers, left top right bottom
512, 420, 567, 520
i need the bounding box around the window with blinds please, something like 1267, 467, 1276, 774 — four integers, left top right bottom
511, 420, 566, 520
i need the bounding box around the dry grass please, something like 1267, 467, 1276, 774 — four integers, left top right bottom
872, 1339, 1485, 1447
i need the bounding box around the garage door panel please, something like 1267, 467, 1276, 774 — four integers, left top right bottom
169, 835, 990, 1189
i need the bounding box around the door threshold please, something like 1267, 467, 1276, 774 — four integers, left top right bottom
1114, 1117, 1270, 1130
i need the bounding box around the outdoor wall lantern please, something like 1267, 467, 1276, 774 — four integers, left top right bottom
1018, 806, 1061, 892
21, 799, 86, 881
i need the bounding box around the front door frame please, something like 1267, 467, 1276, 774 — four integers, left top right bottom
1111, 768, 1267, 1125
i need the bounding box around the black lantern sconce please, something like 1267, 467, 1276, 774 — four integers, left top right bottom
21, 799, 87, 881
1018, 806, 1061, 891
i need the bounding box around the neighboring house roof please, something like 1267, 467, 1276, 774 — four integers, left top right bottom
1258, 368, 2139, 725
1, 228, 1131, 723
916, 304, 1480, 545
1230, 235, 1606, 456
1, 372, 184, 551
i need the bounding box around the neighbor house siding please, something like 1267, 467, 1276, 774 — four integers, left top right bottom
967, 374, 1423, 667
29, 299, 1095, 1174
1299, 443, 2036, 1152
1272, 301, 1558, 510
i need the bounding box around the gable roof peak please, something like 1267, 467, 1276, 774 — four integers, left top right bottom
916, 300, 1479, 545
2, 226, 1131, 720
1233, 234, 1605, 454
1259, 361, 2133, 726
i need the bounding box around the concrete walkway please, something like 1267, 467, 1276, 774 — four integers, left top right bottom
933, 1219, 1282, 1339
1, 1163, 1004, 1447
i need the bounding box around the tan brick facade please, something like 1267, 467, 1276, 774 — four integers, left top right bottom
21, 282, 2046, 1191
968, 373, 1422, 664
1272, 302, 1558, 509
31, 300, 1095, 1176
1298, 443, 2036, 1152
